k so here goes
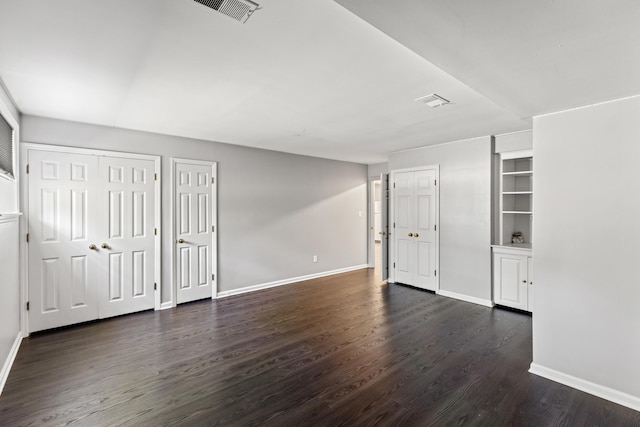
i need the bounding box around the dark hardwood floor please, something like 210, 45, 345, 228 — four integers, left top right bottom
2, 264, 639, 426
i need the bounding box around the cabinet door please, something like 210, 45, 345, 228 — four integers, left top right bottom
493, 252, 528, 310
527, 256, 533, 312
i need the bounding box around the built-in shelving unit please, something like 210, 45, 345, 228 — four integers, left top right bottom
493, 148, 533, 312
499, 150, 533, 248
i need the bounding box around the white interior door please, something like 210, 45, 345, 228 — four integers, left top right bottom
394, 171, 413, 285
98, 156, 156, 318
391, 167, 439, 291
27, 150, 100, 332
414, 169, 437, 291
380, 173, 389, 281
174, 159, 217, 304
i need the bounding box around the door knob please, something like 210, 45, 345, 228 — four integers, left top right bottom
408, 233, 413, 237
89, 244, 97, 250
414, 233, 419, 238
101, 243, 109, 249
177, 238, 185, 244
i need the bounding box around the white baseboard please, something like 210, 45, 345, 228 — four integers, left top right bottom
217, 265, 369, 298
0, 332, 23, 396
159, 301, 174, 310
529, 363, 640, 412
436, 289, 494, 308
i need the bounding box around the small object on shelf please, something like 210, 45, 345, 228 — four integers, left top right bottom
511, 231, 524, 244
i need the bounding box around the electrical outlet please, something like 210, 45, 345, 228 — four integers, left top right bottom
313, 255, 318, 263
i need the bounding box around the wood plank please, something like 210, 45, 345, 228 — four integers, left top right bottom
1, 267, 639, 426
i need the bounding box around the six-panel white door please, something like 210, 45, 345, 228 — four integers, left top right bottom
98, 156, 156, 318
175, 160, 216, 304
27, 149, 157, 332
393, 169, 438, 291
28, 150, 101, 332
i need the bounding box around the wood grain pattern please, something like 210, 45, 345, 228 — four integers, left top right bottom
1, 266, 639, 426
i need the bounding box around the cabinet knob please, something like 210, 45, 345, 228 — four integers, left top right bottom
523, 280, 527, 283
414, 233, 419, 238
408, 233, 413, 237
89, 244, 97, 250
101, 243, 109, 249
177, 238, 185, 244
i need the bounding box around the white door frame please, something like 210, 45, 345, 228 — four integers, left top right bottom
367, 175, 379, 268
169, 158, 218, 307
388, 165, 440, 290
20, 143, 161, 335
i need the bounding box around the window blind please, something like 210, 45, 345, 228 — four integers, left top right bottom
0, 112, 13, 177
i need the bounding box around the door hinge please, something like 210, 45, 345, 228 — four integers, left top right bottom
154, 282, 157, 291
211, 177, 215, 184
434, 179, 437, 186
393, 182, 396, 188
154, 228, 157, 235
26, 164, 29, 174
393, 262, 396, 268
393, 222, 396, 228
26, 233, 29, 243
434, 225, 437, 231
26, 301, 30, 311
212, 273, 215, 281
154, 173, 158, 181
212, 225, 215, 232
434, 270, 437, 276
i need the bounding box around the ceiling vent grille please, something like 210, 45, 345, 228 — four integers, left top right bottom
194, 0, 259, 23
415, 93, 451, 108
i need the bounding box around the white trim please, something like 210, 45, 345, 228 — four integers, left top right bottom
500, 149, 533, 161
529, 363, 640, 412
367, 175, 379, 268
534, 93, 640, 119
436, 289, 494, 308
217, 265, 368, 298
494, 129, 533, 138
0, 332, 22, 395
160, 302, 174, 310
170, 158, 218, 307
391, 135, 491, 155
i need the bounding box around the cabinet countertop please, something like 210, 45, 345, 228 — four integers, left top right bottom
492, 243, 532, 253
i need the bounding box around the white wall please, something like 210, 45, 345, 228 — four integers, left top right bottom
21, 115, 368, 303
532, 96, 640, 409
389, 137, 492, 303
368, 162, 388, 177
0, 82, 21, 394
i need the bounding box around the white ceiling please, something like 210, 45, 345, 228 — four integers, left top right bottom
0, 1, 638, 164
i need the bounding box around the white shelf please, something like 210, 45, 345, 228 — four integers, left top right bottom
502, 170, 533, 176
503, 210, 533, 215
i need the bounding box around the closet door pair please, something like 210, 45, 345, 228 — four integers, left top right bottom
27, 148, 156, 332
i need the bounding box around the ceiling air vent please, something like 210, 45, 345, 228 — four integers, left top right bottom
415, 93, 450, 108
194, 0, 259, 23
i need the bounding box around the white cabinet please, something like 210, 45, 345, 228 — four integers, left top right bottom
492, 247, 533, 312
